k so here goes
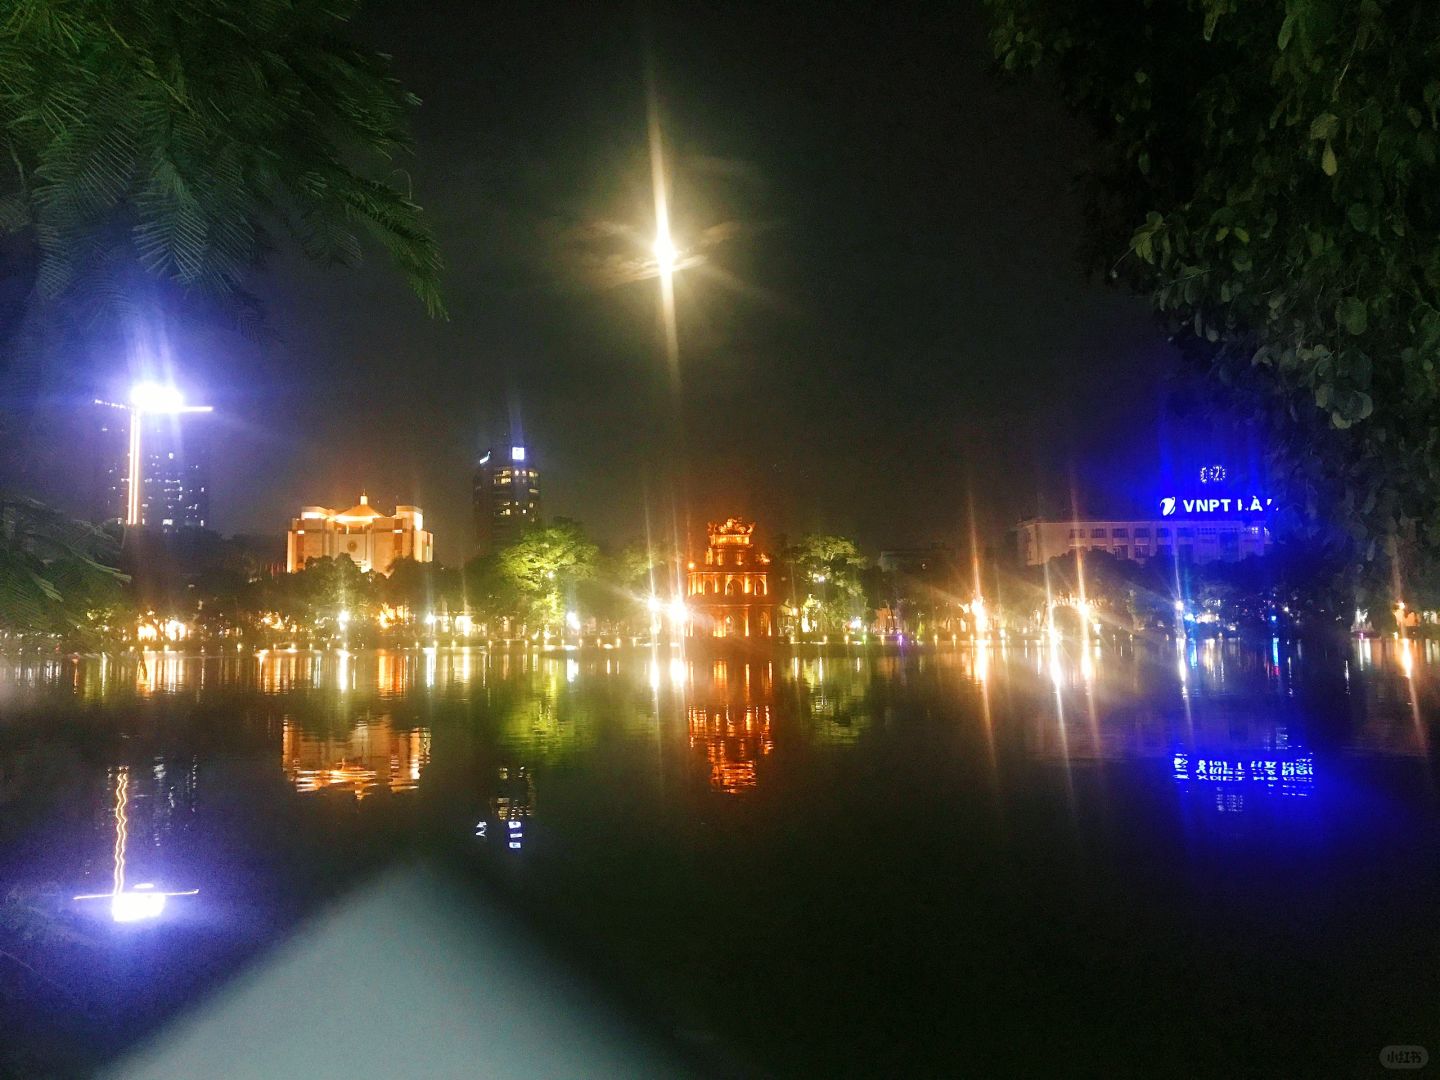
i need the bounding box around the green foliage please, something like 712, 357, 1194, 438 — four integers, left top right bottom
0, 495, 127, 641
461, 551, 523, 626
265, 554, 377, 628
988, 0, 1440, 599
0, 0, 444, 354
497, 521, 599, 634
382, 556, 459, 616
576, 541, 673, 627
785, 534, 868, 632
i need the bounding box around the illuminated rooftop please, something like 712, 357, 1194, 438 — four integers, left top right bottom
709, 517, 755, 545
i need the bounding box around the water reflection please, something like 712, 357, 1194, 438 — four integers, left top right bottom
72, 763, 199, 922
679, 659, 770, 795
476, 766, 537, 851
135, 651, 190, 696
791, 655, 873, 746
0, 638, 1437, 1075
1172, 750, 1315, 794
282, 715, 431, 798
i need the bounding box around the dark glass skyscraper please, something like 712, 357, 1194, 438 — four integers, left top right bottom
472, 442, 541, 555
96, 411, 211, 531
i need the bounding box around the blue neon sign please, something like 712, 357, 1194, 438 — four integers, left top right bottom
1159, 494, 1273, 517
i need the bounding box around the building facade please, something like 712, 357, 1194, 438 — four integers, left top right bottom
97, 412, 210, 531
473, 443, 541, 555
686, 518, 776, 638
286, 495, 433, 574
877, 546, 960, 577
1016, 517, 1270, 567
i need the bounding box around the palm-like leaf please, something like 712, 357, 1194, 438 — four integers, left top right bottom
0, 0, 445, 357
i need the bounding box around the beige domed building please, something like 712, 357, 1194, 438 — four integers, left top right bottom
286, 494, 433, 574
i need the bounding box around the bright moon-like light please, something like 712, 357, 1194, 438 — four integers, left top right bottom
653, 232, 678, 275
129, 381, 186, 412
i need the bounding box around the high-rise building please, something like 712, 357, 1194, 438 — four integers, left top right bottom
96, 411, 211, 531
286, 495, 434, 573
472, 442, 541, 555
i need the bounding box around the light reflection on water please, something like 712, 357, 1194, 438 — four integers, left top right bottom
283, 716, 430, 798
0, 638, 1436, 1073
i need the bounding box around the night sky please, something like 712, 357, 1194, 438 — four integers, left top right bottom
16, 1, 1188, 562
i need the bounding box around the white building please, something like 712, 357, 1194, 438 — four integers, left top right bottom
286, 495, 434, 574
1015, 517, 1270, 567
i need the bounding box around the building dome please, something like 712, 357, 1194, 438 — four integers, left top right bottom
334, 493, 385, 522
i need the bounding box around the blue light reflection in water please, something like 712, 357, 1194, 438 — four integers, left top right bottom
1172, 751, 1315, 795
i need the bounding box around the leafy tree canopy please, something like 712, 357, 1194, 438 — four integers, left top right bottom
0, 495, 126, 639
785, 533, 868, 630
0, 0, 444, 356
280, 554, 377, 623
988, 0, 1440, 598
498, 521, 599, 633
382, 557, 459, 614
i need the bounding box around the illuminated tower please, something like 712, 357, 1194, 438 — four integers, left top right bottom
685, 518, 776, 638
472, 442, 542, 555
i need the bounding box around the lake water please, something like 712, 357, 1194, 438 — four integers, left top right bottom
1, 638, 1437, 1077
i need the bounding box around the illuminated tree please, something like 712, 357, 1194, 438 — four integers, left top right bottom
497, 521, 599, 636
283, 555, 377, 629
576, 539, 681, 632
383, 558, 460, 622
989, 0, 1440, 599
785, 534, 868, 634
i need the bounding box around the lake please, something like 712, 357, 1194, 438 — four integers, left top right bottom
1, 638, 1437, 1077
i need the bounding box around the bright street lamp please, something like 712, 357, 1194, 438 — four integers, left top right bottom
95, 383, 214, 526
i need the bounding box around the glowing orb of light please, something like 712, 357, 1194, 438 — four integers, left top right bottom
653, 232, 678, 275
129, 382, 186, 413
111, 885, 167, 923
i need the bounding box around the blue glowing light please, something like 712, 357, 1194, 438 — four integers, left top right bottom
1157, 495, 1273, 517
1172, 752, 1314, 796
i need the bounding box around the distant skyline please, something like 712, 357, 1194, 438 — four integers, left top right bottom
2, 1, 1209, 564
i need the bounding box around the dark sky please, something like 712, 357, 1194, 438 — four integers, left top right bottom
18, 1, 1191, 562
